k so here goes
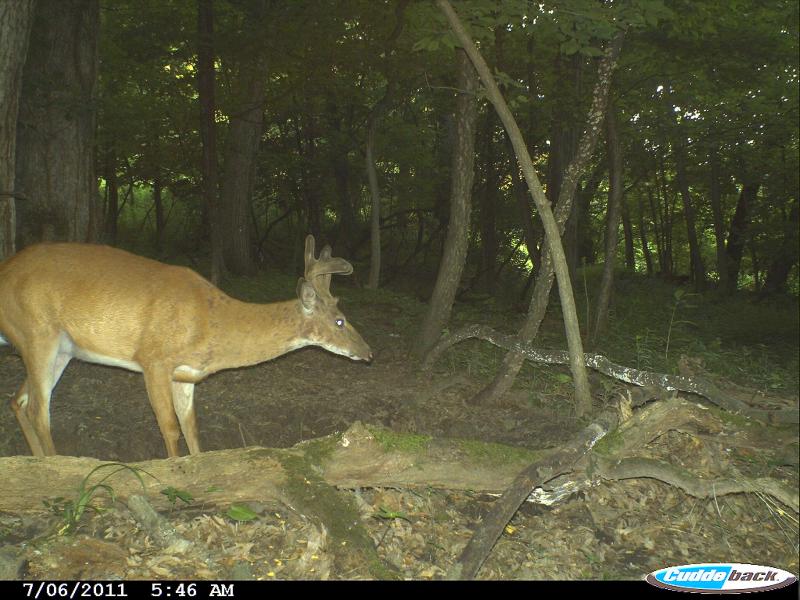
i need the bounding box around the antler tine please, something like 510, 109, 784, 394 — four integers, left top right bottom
302, 234, 353, 296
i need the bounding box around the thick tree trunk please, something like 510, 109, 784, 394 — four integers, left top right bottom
220, 57, 268, 275
725, 182, 758, 293
197, 0, 223, 284
675, 146, 706, 291
15, 0, 98, 247
414, 48, 479, 358
0, 0, 36, 259
762, 200, 798, 295
709, 146, 728, 291
589, 105, 623, 348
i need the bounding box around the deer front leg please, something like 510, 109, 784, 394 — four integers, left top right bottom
142, 366, 183, 458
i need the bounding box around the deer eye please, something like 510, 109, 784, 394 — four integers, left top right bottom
335, 318, 345, 328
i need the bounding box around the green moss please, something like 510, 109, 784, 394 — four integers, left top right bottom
367, 427, 432, 453
455, 438, 539, 465
279, 452, 399, 579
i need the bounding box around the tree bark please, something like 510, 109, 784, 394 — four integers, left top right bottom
547, 54, 581, 282
762, 200, 798, 295
637, 192, 654, 276
0, 0, 36, 259
103, 145, 118, 245
365, 0, 408, 289
197, 0, 223, 284
153, 172, 164, 255
479, 115, 499, 293
675, 146, 706, 291
589, 105, 624, 348
15, 0, 98, 247
365, 122, 382, 288
709, 146, 728, 291
725, 181, 758, 293
220, 50, 268, 275
620, 197, 635, 270
414, 47, 479, 357
453, 8, 624, 415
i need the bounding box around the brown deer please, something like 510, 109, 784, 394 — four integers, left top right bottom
0, 235, 371, 457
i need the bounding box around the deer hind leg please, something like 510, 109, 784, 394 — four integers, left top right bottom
142, 366, 183, 458
12, 339, 71, 456
11, 381, 45, 456
172, 381, 200, 455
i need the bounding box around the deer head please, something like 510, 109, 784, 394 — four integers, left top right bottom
295, 235, 372, 362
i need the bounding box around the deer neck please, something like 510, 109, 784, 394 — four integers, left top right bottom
205, 297, 308, 373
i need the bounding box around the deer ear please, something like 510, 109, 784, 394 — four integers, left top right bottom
297, 278, 317, 311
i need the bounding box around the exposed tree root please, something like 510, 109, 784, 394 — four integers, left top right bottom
421, 324, 799, 424
446, 395, 798, 579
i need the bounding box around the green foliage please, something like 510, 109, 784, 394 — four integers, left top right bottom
226, 504, 259, 522
45, 463, 156, 536
161, 486, 194, 507
372, 506, 411, 523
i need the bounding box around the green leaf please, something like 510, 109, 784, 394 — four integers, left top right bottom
161, 486, 194, 505
227, 504, 258, 522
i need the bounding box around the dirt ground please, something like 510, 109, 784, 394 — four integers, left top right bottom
0, 298, 797, 580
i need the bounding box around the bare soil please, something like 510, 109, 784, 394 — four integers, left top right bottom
0, 298, 797, 580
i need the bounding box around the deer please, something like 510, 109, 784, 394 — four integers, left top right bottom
0, 235, 372, 458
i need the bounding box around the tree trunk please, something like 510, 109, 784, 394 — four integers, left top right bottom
0, 0, 36, 259
709, 146, 727, 291
761, 200, 797, 295
620, 197, 635, 270
327, 100, 357, 254
414, 48, 479, 358
479, 115, 499, 293
220, 54, 268, 275
675, 146, 706, 291
547, 54, 581, 282
456, 13, 624, 415
648, 184, 663, 273
575, 163, 604, 266
589, 105, 623, 348
725, 182, 758, 293
197, 0, 223, 284
503, 134, 540, 275
365, 121, 382, 288
638, 193, 654, 276
153, 173, 164, 255
14, 0, 98, 248
103, 145, 118, 245
292, 115, 322, 242
364, 1, 408, 289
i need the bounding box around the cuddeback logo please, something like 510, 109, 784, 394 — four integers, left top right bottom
646, 563, 797, 593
